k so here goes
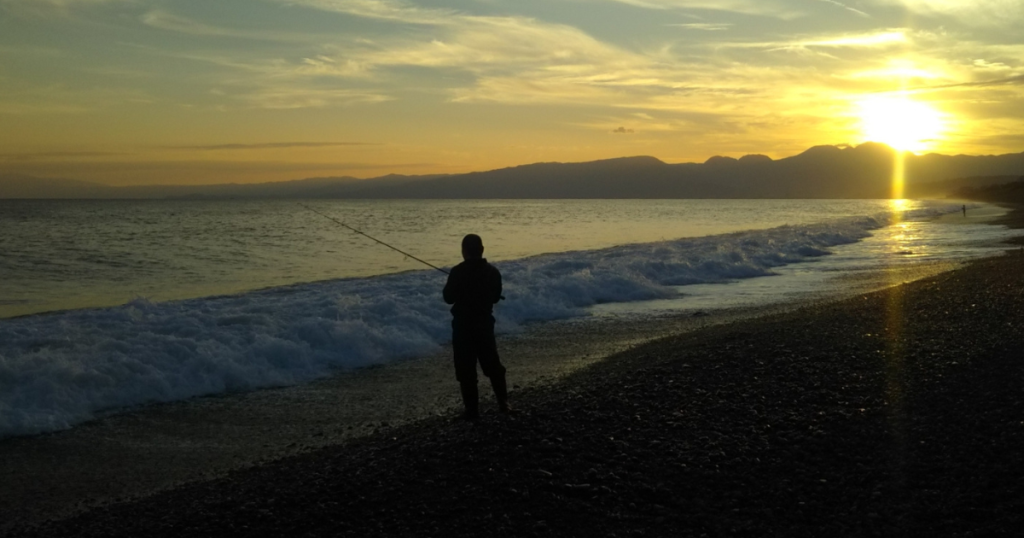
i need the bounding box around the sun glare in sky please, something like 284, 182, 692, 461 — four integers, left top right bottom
0, 0, 1021, 184
857, 95, 946, 153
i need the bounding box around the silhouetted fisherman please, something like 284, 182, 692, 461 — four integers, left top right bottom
963, 204, 967, 217
443, 234, 509, 420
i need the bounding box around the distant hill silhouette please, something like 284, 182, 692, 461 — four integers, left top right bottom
0, 175, 117, 199
3, 143, 1023, 199
0, 173, 444, 200
956, 176, 1024, 204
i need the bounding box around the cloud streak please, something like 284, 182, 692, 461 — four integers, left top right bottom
1, 0, 128, 7
141, 0, 965, 120
866, 0, 1023, 26
237, 87, 392, 109
669, 23, 732, 31
0, 0, 131, 16
0, 151, 127, 162
719, 30, 909, 52
1, 0, 126, 4
815, 0, 870, 17
593, 0, 804, 18
142, 10, 275, 40
140, 10, 321, 43
279, 0, 455, 25
0, 159, 442, 187
259, 1, 675, 105
901, 74, 1024, 93
0, 84, 153, 115
170, 142, 382, 150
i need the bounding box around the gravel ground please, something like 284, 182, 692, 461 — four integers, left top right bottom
7, 240, 1024, 537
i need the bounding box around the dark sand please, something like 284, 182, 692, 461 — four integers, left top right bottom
4, 211, 1024, 537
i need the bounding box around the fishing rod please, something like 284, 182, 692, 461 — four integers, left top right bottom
298, 202, 450, 275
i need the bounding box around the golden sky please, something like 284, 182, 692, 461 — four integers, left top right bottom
1, 0, 1022, 185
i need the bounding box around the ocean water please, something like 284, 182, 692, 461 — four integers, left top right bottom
0, 199, 1019, 439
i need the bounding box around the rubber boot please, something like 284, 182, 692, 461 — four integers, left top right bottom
460, 382, 479, 420
491, 373, 510, 414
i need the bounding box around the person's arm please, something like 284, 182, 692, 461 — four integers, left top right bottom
443, 266, 458, 305
490, 266, 503, 304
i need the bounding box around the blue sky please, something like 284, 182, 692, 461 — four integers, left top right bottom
1, 0, 1022, 184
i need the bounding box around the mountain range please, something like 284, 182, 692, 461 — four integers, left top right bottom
2, 143, 1023, 199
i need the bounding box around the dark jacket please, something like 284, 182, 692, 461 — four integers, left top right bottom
443, 258, 502, 319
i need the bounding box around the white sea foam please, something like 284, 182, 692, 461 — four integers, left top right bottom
0, 205, 971, 438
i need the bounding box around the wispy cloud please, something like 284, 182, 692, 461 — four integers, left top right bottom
279, 0, 455, 25
369, 17, 635, 70
140, 10, 314, 42
901, 74, 1024, 93
1, 0, 127, 5
843, 58, 946, 82
0, 84, 152, 114
451, 75, 627, 104
0, 159, 440, 185
169, 142, 381, 150
268, 2, 670, 104
590, 0, 805, 19
866, 0, 1023, 26
972, 59, 1015, 72
119, 43, 393, 109
0, 151, 126, 162
0, 45, 64, 56
802, 31, 906, 47
238, 87, 392, 109
719, 30, 909, 52
273, 0, 630, 75
155, 0, 851, 112
0, 102, 92, 114
295, 55, 373, 78
815, 0, 870, 17
669, 23, 732, 31
0, 0, 132, 16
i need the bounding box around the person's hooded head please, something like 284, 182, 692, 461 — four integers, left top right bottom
461, 234, 484, 261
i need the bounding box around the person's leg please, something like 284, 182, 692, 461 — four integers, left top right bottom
490, 371, 509, 413
476, 319, 509, 413
452, 320, 479, 419
459, 381, 479, 420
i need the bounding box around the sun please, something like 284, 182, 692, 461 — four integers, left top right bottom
856, 95, 945, 153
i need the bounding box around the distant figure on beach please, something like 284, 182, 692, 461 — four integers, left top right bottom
963, 204, 967, 217
443, 234, 509, 420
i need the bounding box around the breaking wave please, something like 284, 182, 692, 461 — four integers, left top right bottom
0, 205, 959, 438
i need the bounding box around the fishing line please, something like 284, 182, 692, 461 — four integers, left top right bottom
298, 202, 450, 275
